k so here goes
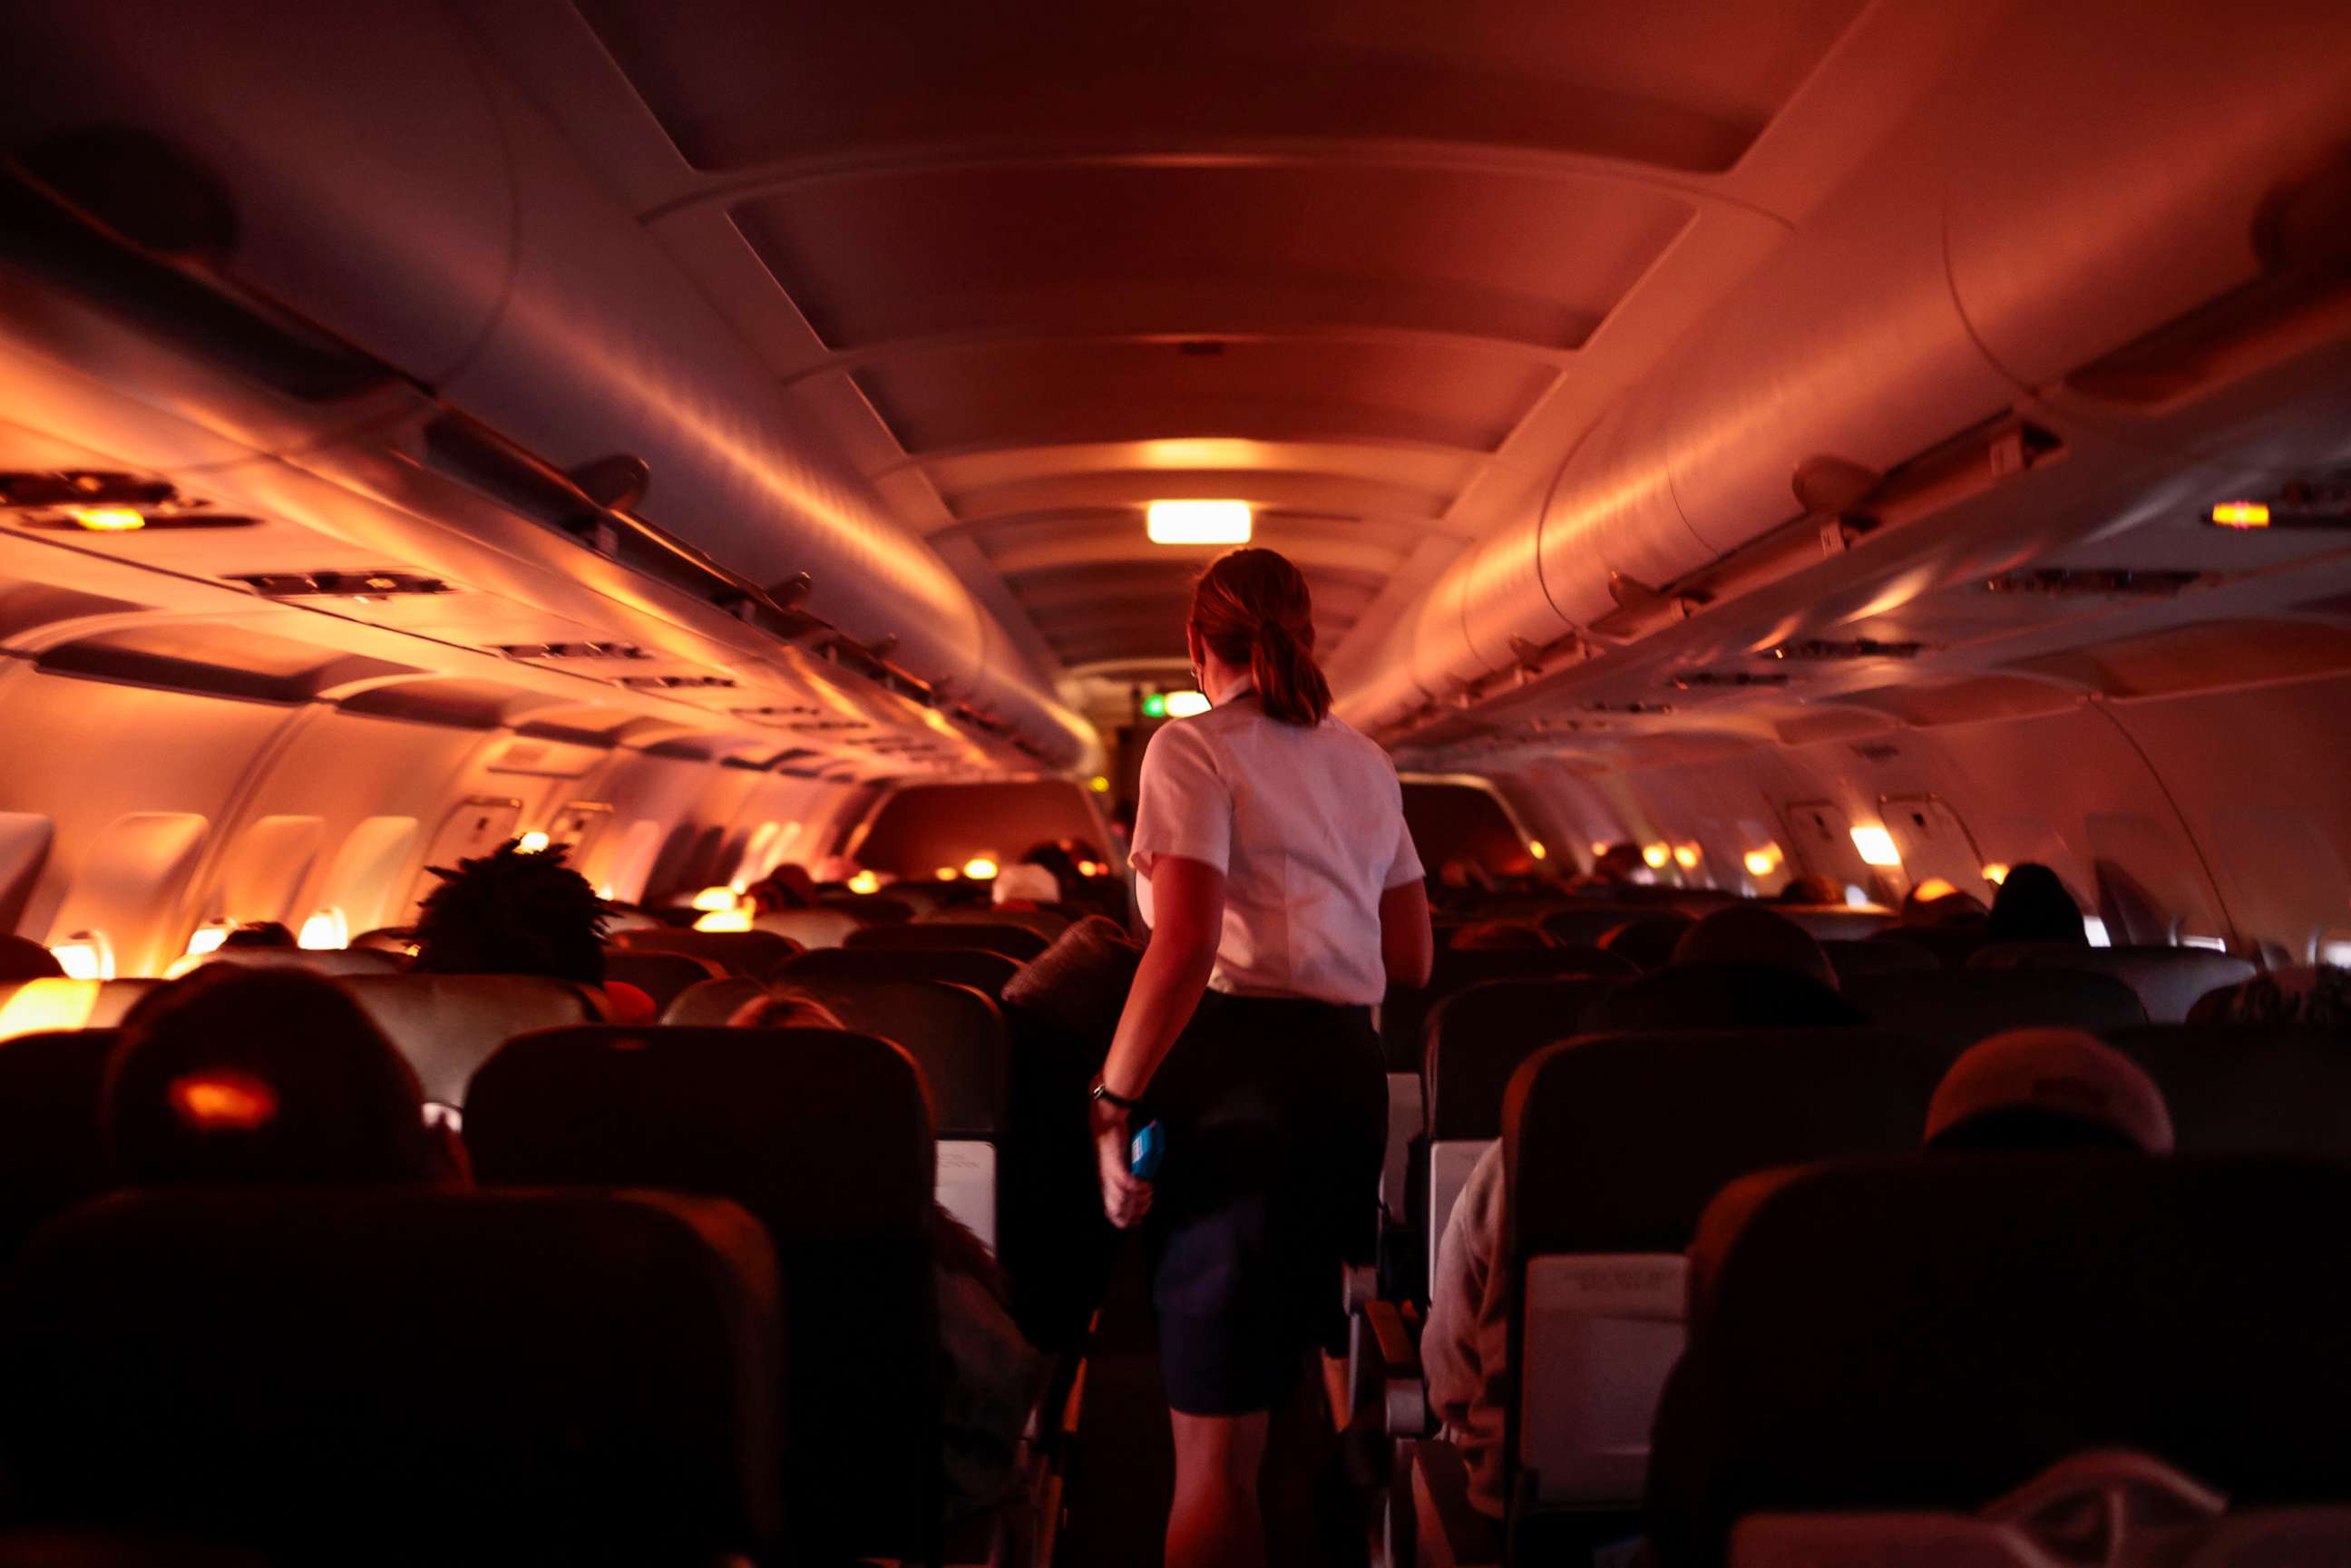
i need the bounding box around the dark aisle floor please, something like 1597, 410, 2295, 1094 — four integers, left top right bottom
1054, 1243, 1372, 1568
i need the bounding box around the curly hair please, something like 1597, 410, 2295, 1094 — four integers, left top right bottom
410, 840, 608, 986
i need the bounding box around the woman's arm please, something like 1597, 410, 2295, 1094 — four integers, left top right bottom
1380, 878, 1435, 989
1093, 853, 1225, 1228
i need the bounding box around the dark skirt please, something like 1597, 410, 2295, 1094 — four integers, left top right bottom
1143, 992, 1387, 1415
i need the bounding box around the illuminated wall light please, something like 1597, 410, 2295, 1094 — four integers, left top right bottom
1673, 844, 1702, 871
962, 856, 1000, 880
2209, 501, 2270, 529
1981, 862, 2011, 885
1527, 840, 1546, 861
1642, 843, 1672, 870
298, 909, 347, 950
184, 920, 236, 959
694, 908, 753, 933
1163, 690, 1211, 718
514, 831, 551, 853
935, 866, 960, 881
846, 869, 881, 895
1146, 500, 1253, 545
1849, 824, 1904, 867
690, 886, 742, 912
1743, 850, 1778, 879
1912, 877, 1960, 902
49, 931, 112, 981
1590, 841, 1610, 860
1088, 774, 1111, 794
67, 506, 144, 532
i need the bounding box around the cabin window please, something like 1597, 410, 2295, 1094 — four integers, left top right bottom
2176, 930, 2229, 953
602, 818, 665, 903
316, 816, 422, 940
47, 812, 210, 979
212, 814, 327, 930
0, 812, 54, 934
2317, 932, 2351, 967
48, 930, 112, 980
298, 909, 349, 950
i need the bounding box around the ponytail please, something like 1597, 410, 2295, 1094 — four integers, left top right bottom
1189, 548, 1332, 727
1250, 616, 1332, 727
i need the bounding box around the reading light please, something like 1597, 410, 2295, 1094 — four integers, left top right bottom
67, 506, 145, 531
1146, 500, 1252, 545
1527, 840, 1546, 861
514, 832, 551, 853
1642, 844, 1672, 870
1088, 774, 1111, 794
1590, 841, 1610, 860
936, 866, 960, 881
1743, 849, 1778, 879
694, 908, 752, 932
184, 920, 235, 959
1163, 690, 1211, 718
963, 857, 1000, 880
2209, 501, 2270, 529
846, 869, 881, 895
49, 931, 112, 981
1673, 844, 1702, 871
691, 886, 741, 913
1849, 824, 1903, 867
298, 909, 347, 950
1982, 862, 2010, 885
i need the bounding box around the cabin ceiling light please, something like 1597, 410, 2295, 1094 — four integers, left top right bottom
1849, 824, 1903, 867
1163, 690, 1211, 717
1146, 500, 1253, 545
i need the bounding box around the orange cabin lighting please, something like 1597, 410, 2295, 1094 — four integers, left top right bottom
2209, 501, 2270, 529
169, 1071, 280, 1132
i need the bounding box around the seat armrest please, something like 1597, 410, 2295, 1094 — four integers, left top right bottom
1413, 1437, 1504, 1568
1364, 1299, 1429, 1437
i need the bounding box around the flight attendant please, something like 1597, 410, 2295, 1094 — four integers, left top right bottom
1090, 547, 1433, 1568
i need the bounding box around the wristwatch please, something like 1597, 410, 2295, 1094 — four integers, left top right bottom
1089, 1078, 1144, 1112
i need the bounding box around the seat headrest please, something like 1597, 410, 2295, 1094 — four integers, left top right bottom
778, 942, 1021, 998
1657, 1156, 2351, 1565
1381, 945, 1637, 1071
337, 974, 597, 1106
748, 906, 863, 950
1821, 937, 1939, 980
600, 946, 727, 1008
2014, 947, 2258, 1024
180, 947, 401, 979
611, 925, 801, 979
1582, 962, 1866, 1033
1502, 1029, 1945, 1257
1842, 968, 2147, 1051
4, 1188, 783, 1559
2111, 1024, 2351, 1156
783, 977, 1009, 1137
659, 974, 769, 1027
0, 1028, 118, 1261
467, 1024, 934, 1238
0, 979, 160, 1041
846, 920, 1051, 960
0, 934, 65, 983
1423, 977, 1621, 1141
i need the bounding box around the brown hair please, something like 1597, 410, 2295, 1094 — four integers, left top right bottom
1189, 548, 1332, 726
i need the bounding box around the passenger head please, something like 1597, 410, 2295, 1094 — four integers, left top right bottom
1671, 905, 1838, 990
2190, 964, 2351, 1027
1986, 862, 2087, 946
103, 966, 444, 1184
991, 862, 1061, 909
1019, 841, 1080, 896
1777, 874, 1842, 906
410, 840, 607, 985
1187, 547, 1331, 727
1449, 919, 1551, 951
727, 988, 847, 1032
0, 933, 64, 981
746, 862, 821, 913
1901, 881, 1986, 927
219, 920, 296, 949
1924, 1027, 2172, 1154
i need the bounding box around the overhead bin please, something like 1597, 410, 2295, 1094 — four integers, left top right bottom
1335, 0, 2351, 739
0, 1, 1091, 769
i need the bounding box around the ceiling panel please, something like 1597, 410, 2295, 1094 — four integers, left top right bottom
857, 338, 1558, 455
580, 0, 1869, 173
737, 162, 1691, 352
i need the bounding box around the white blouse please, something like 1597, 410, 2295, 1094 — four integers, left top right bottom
1130, 687, 1424, 1006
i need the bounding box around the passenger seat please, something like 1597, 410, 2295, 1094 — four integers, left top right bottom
3, 1188, 784, 1564
0, 1028, 116, 1262
848, 920, 1053, 961
338, 973, 599, 1108
610, 924, 800, 979
2111, 1024, 2351, 1156
1649, 1155, 2351, 1567
0, 979, 158, 1041
1841, 968, 2147, 1052
780, 943, 1023, 999
2004, 946, 2257, 1024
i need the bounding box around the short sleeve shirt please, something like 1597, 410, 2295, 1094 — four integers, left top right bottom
1129, 688, 1424, 1005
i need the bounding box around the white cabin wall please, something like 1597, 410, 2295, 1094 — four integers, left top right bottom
1507, 673, 2351, 960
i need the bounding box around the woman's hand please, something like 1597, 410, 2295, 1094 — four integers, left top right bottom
1092, 1098, 1152, 1229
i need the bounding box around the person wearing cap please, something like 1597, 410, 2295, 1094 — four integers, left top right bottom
1924, 1027, 2173, 1153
